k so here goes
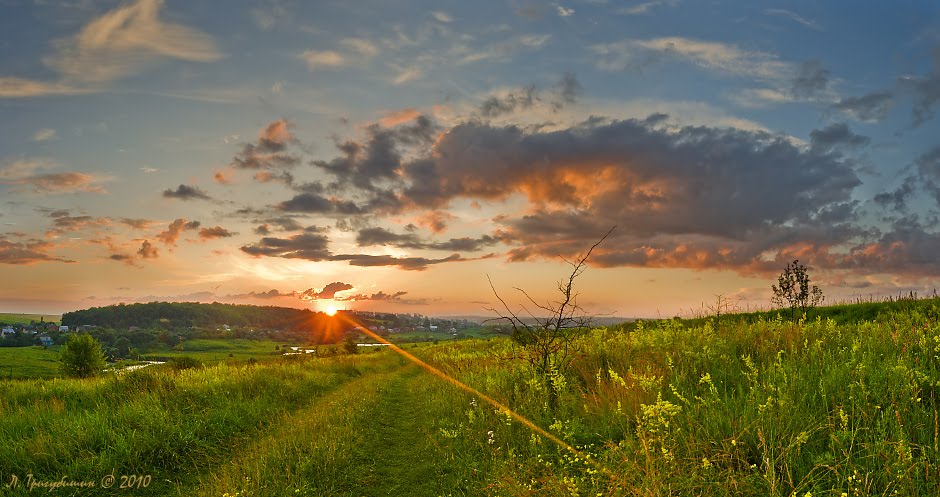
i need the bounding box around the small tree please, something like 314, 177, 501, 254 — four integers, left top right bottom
59, 333, 107, 378
343, 335, 359, 354
771, 259, 824, 318
488, 227, 614, 410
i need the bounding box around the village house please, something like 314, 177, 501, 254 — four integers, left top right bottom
38, 334, 53, 347
1, 326, 15, 338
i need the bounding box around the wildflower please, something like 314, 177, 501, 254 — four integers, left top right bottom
487, 430, 495, 445
702, 457, 713, 470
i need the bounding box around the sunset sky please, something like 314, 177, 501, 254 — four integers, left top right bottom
2, 0, 940, 317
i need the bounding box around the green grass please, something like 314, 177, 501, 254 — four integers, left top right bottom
3, 302, 940, 495
143, 338, 292, 364
0, 353, 400, 496
0, 346, 61, 379
0, 339, 300, 380
0, 313, 60, 325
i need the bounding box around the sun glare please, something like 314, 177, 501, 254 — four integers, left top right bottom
324, 305, 338, 316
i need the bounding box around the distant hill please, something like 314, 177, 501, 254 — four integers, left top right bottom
0, 313, 61, 325
61, 302, 327, 332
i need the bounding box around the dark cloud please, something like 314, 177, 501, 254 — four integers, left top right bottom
480, 85, 537, 118
832, 91, 894, 122
247, 216, 303, 233
240, 232, 331, 260
791, 59, 830, 98
335, 290, 429, 304
198, 226, 237, 239
239, 229, 479, 270
416, 210, 454, 233
277, 192, 363, 215
300, 114, 875, 276
874, 176, 917, 212
108, 253, 137, 265
157, 219, 201, 246
253, 170, 295, 185
331, 252, 465, 271
0, 237, 73, 264
119, 218, 155, 230
254, 110, 940, 277
355, 226, 499, 251
232, 119, 301, 169
311, 117, 437, 193
916, 146, 940, 207
163, 184, 211, 201
298, 282, 354, 300
825, 215, 940, 276
46, 213, 110, 235
244, 289, 293, 299
809, 123, 870, 153
396, 118, 862, 235
904, 45, 940, 126
137, 240, 158, 259
479, 73, 581, 118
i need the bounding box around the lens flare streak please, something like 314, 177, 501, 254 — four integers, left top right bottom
337, 314, 611, 476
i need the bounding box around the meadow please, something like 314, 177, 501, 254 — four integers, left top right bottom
0, 346, 61, 379
1, 300, 939, 495
0, 313, 60, 326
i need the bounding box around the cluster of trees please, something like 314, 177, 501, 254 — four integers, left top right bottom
61, 302, 333, 332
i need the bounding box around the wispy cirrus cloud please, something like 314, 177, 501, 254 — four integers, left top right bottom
0, 77, 88, 98
299, 50, 345, 71
591, 36, 790, 81
617, 0, 679, 16
0, 0, 220, 98
764, 8, 822, 31
32, 128, 57, 142
44, 0, 222, 83
832, 91, 895, 123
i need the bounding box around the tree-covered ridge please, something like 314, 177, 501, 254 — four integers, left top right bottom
61, 302, 325, 332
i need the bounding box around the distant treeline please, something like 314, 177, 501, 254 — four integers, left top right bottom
62, 302, 335, 334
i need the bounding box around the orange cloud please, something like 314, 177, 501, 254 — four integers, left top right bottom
157, 219, 200, 246
198, 226, 236, 240
213, 168, 234, 184
379, 108, 422, 127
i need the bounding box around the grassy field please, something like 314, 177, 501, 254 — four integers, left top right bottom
141, 338, 294, 365
0, 312, 60, 325
2, 302, 940, 495
0, 346, 62, 379
0, 339, 305, 380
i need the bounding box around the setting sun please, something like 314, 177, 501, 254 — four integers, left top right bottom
324, 305, 338, 316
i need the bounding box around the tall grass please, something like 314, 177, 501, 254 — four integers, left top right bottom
418, 307, 940, 495
0, 353, 399, 496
